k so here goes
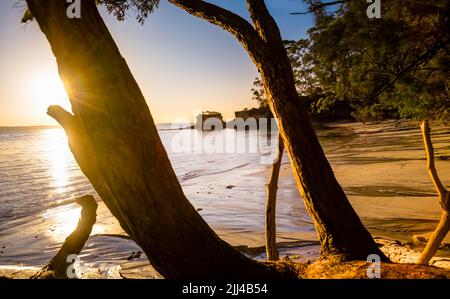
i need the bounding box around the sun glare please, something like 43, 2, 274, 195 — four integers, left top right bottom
44, 204, 104, 241
42, 129, 70, 193
30, 71, 71, 114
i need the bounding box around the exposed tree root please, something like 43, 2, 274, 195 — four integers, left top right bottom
31, 195, 98, 279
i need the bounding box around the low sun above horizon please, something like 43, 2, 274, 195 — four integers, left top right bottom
30, 70, 71, 116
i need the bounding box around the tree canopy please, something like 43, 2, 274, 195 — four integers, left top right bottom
24, 0, 447, 122
98, 0, 159, 23
251, 0, 449, 122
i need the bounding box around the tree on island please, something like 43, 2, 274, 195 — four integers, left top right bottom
22, 0, 390, 279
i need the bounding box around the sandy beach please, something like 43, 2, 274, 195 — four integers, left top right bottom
1, 120, 449, 278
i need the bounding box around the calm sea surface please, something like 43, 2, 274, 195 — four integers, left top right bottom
1, 121, 447, 277
0, 125, 311, 275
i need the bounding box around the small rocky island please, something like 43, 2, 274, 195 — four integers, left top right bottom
192, 111, 226, 131
234, 106, 272, 120
193, 107, 273, 131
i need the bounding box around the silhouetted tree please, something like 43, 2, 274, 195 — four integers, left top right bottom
167, 0, 387, 261
301, 0, 449, 121
299, 0, 449, 263
25, 0, 294, 279
25, 0, 388, 269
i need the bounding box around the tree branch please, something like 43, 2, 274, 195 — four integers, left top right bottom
47, 105, 76, 133
246, 0, 283, 45
291, 0, 448, 15
32, 195, 98, 279
265, 133, 284, 261
417, 121, 450, 265
417, 211, 450, 264
168, 0, 266, 61
372, 36, 446, 99
420, 120, 448, 208
290, 0, 348, 15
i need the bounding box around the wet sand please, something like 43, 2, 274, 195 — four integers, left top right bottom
1, 120, 449, 278
316, 120, 449, 244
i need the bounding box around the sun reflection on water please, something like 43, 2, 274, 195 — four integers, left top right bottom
44, 204, 104, 241
39, 129, 105, 241
42, 129, 70, 193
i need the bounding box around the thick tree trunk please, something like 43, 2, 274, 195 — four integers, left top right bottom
258, 52, 386, 261
169, 0, 388, 261
26, 0, 292, 279
417, 120, 450, 265
265, 134, 283, 261
32, 195, 97, 279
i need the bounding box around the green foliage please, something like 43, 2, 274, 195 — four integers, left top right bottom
98, 0, 160, 24
301, 0, 450, 122
21, 0, 160, 24
284, 39, 319, 95
251, 77, 267, 108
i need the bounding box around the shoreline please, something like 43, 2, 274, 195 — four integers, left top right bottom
0, 235, 449, 279
1, 120, 449, 278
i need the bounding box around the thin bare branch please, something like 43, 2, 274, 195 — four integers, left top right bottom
417, 121, 450, 265
290, 0, 348, 15
265, 134, 284, 261
417, 211, 450, 265
420, 120, 446, 204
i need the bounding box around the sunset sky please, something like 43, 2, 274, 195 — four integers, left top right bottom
0, 0, 312, 126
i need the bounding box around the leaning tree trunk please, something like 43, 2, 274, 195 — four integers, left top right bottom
25, 0, 293, 279
256, 41, 387, 261
265, 134, 283, 261
417, 120, 450, 265
169, 0, 388, 261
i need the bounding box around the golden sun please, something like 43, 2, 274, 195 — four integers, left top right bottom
30, 71, 71, 113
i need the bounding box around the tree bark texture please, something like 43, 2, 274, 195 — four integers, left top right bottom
26, 0, 293, 279
169, 0, 388, 261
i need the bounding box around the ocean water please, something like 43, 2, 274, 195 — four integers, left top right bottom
1, 121, 448, 278
0, 125, 313, 277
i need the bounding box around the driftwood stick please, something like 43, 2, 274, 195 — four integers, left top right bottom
265, 134, 284, 261
420, 120, 447, 206
31, 195, 98, 279
417, 120, 450, 265
417, 211, 450, 265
